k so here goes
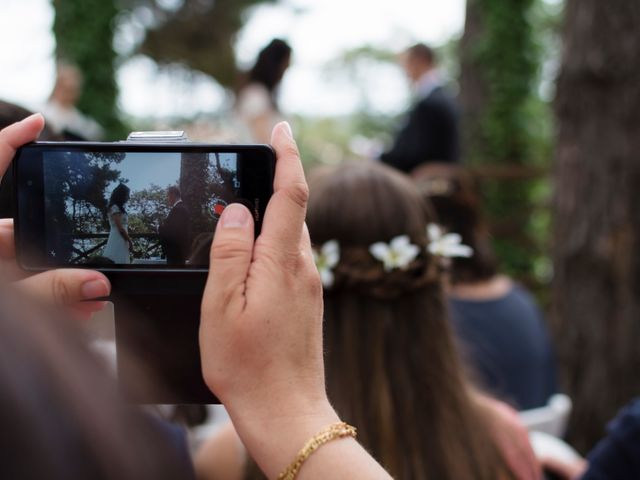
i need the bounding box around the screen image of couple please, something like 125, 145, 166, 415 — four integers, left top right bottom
42, 150, 240, 267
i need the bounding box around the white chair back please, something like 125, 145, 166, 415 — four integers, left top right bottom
519, 393, 572, 437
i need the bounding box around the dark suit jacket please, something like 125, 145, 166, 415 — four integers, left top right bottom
159, 201, 190, 265
381, 86, 459, 172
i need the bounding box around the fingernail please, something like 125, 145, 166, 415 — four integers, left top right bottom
220, 203, 250, 228
81, 279, 110, 299
21, 112, 44, 123
281, 121, 293, 140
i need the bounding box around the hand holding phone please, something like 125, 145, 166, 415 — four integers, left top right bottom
0, 114, 111, 314
200, 122, 341, 478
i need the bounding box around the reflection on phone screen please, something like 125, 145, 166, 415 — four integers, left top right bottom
42, 151, 239, 268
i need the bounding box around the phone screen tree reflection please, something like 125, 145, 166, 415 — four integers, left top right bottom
42, 150, 239, 267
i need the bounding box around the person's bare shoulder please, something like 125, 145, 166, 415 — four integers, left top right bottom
195, 421, 246, 480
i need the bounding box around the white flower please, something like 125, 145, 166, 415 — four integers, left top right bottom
427, 223, 473, 258
313, 240, 340, 287
369, 235, 420, 272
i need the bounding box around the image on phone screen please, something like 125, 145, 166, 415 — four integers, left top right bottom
41, 150, 238, 268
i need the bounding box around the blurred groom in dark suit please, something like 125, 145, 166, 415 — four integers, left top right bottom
381, 43, 459, 172
158, 186, 190, 265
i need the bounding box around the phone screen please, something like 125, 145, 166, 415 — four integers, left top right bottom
14, 143, 274, 272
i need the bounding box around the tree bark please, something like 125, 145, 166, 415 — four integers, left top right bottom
459, 0, 488, 162
180, 153, 210, 235
552, 0, 640, 452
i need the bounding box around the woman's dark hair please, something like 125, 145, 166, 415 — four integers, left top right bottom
303, 162, 512, 480
413, 163, 499, 284
246, 39, 291, 97
243, 162, 514, 480
108, 184, 130, 214
0, 286, 189, 480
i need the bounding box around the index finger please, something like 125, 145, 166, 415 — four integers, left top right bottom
259, 122, 309, 259
0, 219, 15, 259
0, 113, 45, 179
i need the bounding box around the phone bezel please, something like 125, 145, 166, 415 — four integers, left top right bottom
13, 141, 275, 274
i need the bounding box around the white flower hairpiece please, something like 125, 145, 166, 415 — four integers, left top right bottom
369, 235, 420, 272
313, 240, 340, 287
427, 223, 473, 258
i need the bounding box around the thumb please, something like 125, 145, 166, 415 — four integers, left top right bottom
203, 203, 255, 317
15, 269, 111, 306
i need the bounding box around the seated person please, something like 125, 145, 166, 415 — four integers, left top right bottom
543, 398, 640, 479
196, 162, 540, 480
413, 163, 557, 410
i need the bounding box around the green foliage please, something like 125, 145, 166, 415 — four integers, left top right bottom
127, 184, 171, 259
128, 184, 170, 234
52, 0, 128, 139
44, 151, 125, 261
462, 0, 560, 289
293, 112, 397, 173
474, 0, 538, 165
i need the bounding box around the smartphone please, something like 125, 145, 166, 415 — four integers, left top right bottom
13, 141, 274, 273
12, 141, 275, 403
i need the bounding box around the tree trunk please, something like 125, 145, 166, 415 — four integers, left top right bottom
458, 0, 539, 282
552, 0, 640, 453
459, 0, 487, 162
180, 153, 210, 235
53, 0, 126, 139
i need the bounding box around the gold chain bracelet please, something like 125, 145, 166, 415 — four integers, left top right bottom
277, 421, 357, 480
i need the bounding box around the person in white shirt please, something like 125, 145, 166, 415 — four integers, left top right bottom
42, 62, 104, 141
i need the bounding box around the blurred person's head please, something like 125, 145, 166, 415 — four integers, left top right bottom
0, 286, 188, 480
50, 62, 83, 107
401, 43, 436, 84
108, 184, 130, 213
0, 101, 58, 218
305, 162, 511, 479
247, 39, 292, 95
413, 163, 498, 285
167, 186, 181, 206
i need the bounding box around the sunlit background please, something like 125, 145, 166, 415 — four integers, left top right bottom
1, 0, 471, 118
2, 0, 640, 460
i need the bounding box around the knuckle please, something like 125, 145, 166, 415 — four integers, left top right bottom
212, 240, 251, 262
281, 141, 300, 160
52, 274, 72, 305
304, 261, 322, 294
284, 181, 310, 209
256, 241, 300, 272
202, 365, 225, 395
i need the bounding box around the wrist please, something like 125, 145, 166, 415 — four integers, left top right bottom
227, 393, 340, 479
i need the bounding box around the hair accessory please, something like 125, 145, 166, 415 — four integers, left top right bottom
369, 235, 420, 272
277, 421, 357, 480
418, 177, 455, 197
313, 240, 340, 287
427, 223, 473, 258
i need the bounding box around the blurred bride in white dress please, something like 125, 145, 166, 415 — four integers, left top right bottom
103, 184, 133, 264
235, 39, 292, 144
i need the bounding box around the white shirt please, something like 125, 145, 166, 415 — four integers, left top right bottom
414, 69, 443, 100
42, 99, 104, 140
